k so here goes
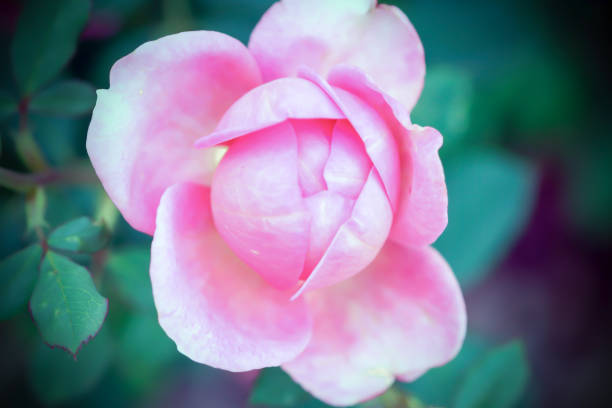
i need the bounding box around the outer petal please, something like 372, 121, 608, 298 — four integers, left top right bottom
328, 66, 448, 246
390, 126, 448, 246
283, 244, 466, 406
249, 0, 425, 110
87, 31, 261, 234
194, 78, 344, 149
150, 183, 312, 371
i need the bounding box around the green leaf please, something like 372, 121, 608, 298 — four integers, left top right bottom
28, 327, 112, 405
435, 149, 538, 289
105, 247, 155, 313
0, 244, 42, 319
29, 251, 108, 355
250, 367, 310, 407
454, 341, 529, 408
399, 334, 490, 407
116, 315, 178, 390
11, 0, 90, 94
48, 216, 110, 253
411, 66, 473, 148
0, 90, 18, 119
30, 80, 97, 116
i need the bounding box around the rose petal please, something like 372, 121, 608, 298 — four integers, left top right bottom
323, 120, 372, 199
249, 0, 424, 110
211, 122, 311, 290
328, 66, 448, 246
292, 169, 392, 298
391, 126, 448, 246
194, 78, 344, 149
283, 243, 466, 406
151, 183, 312, 371
87, 31, 261, 234
302, 190, 354, 278
300, 68, 400, 210
294, 119, 334, 196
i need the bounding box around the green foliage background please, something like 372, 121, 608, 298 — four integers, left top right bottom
1, 0, 610, 407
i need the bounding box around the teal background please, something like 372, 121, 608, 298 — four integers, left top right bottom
0, 0, 610, 407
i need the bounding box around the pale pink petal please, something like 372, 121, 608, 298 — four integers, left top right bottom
323, 120, 372, 199
250, 1, 424, 110
300, 68, 400, 210
150, 183, 312, 371
294, 119, 334, 196
302, 191, 354, 278
194, 78, 344, 149
87, 31, 261, 234
283, 244, 466, 406
211, 122, 310, 290
292, 169, 392, 298
390, 126, 448, 246
328, 66, 448, 246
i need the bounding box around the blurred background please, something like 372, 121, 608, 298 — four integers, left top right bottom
0, 0, 610, 407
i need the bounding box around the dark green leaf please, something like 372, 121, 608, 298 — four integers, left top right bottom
48, 216, 110, 253
0, 90, 18, 119
435, 149, 538, 289
250, 367, 310, 407
454, 341, 529, 408
11, 0, 90, 94
30, 80, 97, 116
0, 244, 42, 319
399, 334, 490, 407
30, 251, 108, 355
116, 315, 178, 390
411, 66, 473, 148
28, 327, 112, 405
106, 247, 154, 312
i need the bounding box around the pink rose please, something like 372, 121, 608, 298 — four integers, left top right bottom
87, 0, 466, 405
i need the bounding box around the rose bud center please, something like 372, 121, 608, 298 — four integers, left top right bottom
211, 118, 376, 291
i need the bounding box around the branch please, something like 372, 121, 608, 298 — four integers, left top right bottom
0, 164, 99, 193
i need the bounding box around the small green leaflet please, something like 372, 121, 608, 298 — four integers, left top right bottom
454, 341, 529, 408
48, 216, 110, 253
30, 251, 108, 355
0, 244, 43, 319
30, 80, 97, 116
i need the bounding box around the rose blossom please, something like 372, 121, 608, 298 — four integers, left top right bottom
86, 0, 466, 405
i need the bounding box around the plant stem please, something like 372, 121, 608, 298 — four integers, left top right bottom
14, 98, 49, 172
0, 163, 98, 193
